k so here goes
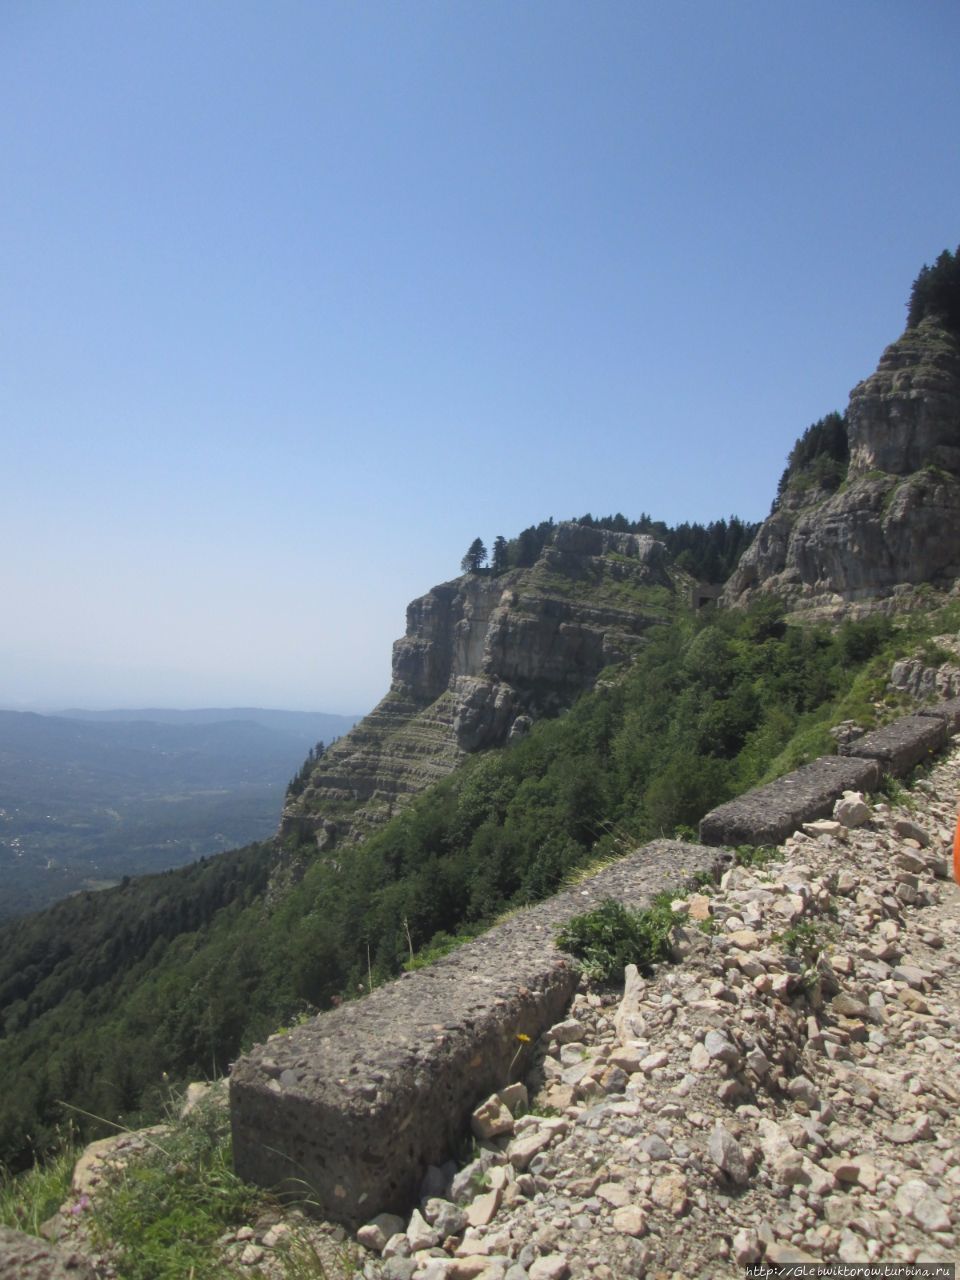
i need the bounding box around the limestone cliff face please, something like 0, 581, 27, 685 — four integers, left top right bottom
724, 317, 960, 614
281, 525, 679, 848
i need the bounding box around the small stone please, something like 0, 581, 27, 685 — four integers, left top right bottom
745, 1046, 770, 1077
550, 1018, 586, 1045
639, 1050, 669, 1073
787, 1076, 820, 1108
895, 1179, 952, 1232
382, 1233, 411, 1259
651, 1172, 689, 1216
765, 1242, 818, 1263
382, 1259, 417, 1280
466, 1187, 502, 1228
447, 1261, 500, 1280
357, 1213, 406, 1252
687, 894, 713, 921
893, 818, 929, 847
425, 1198, 468, 1236
707, 1123, 750, 1186
507, 1130, 553, 1171
732, 1227, 760, 1265
261, 1224, 291, 1248
703, 1029, 739, 1065
835, 793, 871, 827
471, 1095, 515, 1141
611, 1205, 647, 1237
406, 1209, 440, 1251
528, 1255, 570, 1280
614, 964, 647, 1041
727, 928, 760, 950
641, 1134, 672, 1161
689, 1042, 712, 1072
239, 1244, 265, 1266
498, 1083, 528, 1115
596, 1182, 631, 1208
832, 993, 868, 1019
897, 989, 930, 1014
802, 820, 842, 837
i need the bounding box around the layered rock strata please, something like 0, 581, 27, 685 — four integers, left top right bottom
281, 525, 677, 849
725, 317, 960, 614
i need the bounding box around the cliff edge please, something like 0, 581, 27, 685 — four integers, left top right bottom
724, 316, 960, 615
280, 523, 686, 850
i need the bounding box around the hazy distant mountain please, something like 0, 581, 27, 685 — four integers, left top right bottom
56, 706, 358, 744
0, 707, 361, 919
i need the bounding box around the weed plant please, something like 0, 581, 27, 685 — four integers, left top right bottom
0, 1130, 76, 1235
87, 1098, 266, 1280
554, 893, 676, 981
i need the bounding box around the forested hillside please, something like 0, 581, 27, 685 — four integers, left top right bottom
2, 590, 950, 1176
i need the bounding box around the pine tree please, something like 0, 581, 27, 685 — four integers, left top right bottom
461, 538, 488, 573
491, 535, 509, 574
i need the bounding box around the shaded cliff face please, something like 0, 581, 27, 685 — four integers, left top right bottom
725, 317, 960, 614
281, 525, 681, 848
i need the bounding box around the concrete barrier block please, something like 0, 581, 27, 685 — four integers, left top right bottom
698, 756, 881, 848
918, 697, 960, 734
839, 715, 946, 775
230, 839, 718, 1224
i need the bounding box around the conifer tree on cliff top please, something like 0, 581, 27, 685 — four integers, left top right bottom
461, 537, 487, 573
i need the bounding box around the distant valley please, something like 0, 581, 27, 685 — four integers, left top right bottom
0, 707, 360, 919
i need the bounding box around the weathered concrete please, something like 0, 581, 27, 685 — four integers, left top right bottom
698, 756, 882, 848
230, 840, 719, 1224
918, 695, 960, 733
0, 1226, 96, 1279
838, 714, 947, 775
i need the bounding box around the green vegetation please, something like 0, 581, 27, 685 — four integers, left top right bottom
473, 514, 757, 583
777, 412, 848, 499
555, 894, 677, 980
460, 537, 488, 573
86, 1100, 263, 1280
1, 592, 957, 1180
907, 245, 960, 333
0, 1130, 76, 1235
286, 741, 327, 801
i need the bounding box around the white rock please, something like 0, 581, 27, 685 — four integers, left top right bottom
732, 1227, 760, 1265
471, 1095, 514, 1140
407, 1208, 440, 1251
528, 1256, 570, 1280
357, 1213, 406, 1252
611, 1205, 647, 1237
614, 965, 647, 1041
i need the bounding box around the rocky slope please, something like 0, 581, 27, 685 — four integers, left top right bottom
281, 525, 684, 851
347, 746, 960, 1279
725, 315, 960, 615
39, 729, 960, 1280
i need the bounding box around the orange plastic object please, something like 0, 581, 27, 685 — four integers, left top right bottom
954, 806, 960, 885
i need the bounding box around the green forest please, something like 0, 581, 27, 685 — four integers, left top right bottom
2, 585, 952, 1177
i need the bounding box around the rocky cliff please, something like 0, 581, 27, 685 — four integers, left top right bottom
724, 316, 960, 615
281, 524, 686, 849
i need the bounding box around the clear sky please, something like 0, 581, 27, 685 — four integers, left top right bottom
2, 1, 958, 714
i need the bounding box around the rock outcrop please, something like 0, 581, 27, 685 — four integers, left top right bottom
725, 317, 960, 614
281, 525, 681, 849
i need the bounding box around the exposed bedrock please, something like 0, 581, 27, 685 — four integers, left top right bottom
280, 525, 676, 848
725, 317, 960, 613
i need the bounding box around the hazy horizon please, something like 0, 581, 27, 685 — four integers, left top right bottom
3, 2, 958, 712
0, 698, 368, 718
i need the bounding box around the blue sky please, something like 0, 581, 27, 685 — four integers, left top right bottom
2, 1, 958, 713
